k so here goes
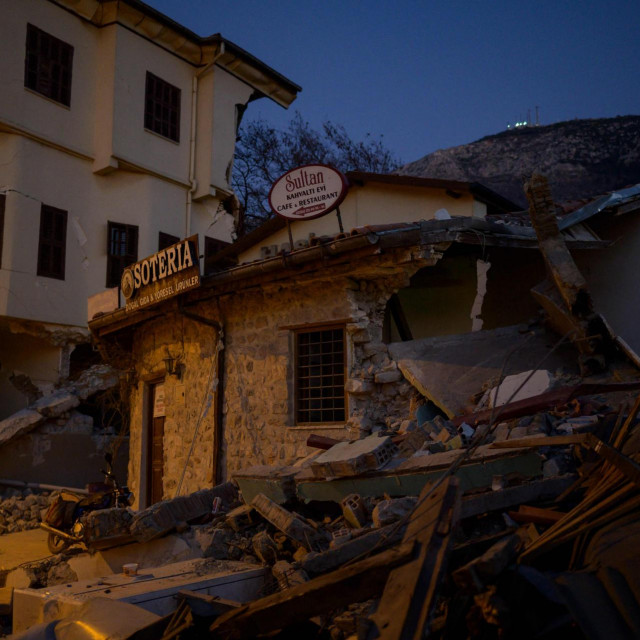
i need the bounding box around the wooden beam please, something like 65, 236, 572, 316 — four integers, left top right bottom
367, 478, 460, 640
208, 546, 413, 639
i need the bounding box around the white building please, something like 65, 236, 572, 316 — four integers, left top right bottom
0, 0, 299, 417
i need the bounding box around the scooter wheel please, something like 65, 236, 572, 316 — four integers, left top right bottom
47, 532, 70, 554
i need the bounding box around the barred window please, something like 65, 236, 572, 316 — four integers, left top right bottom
37, 204, 67, 280
296, 327, 346, 424
107, 221, 138, 288
144, 72, 180, 142
25, 24, 73, 106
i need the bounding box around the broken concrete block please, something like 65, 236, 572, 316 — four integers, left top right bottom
226, 504, 256, 532
453, 533, 524, 593
130, 484, 237, 543
310, 434, 398, 478
330, 528, 353, 549
272, 560, 309, 590
82, 507, 134, 544
489, 370, 555, 408
543, 455, 570, 478
47, 561, 78, 586
458, 422, 475, 443
32, 390, 79, 417
203, 528, 233, 559
372, 497, 418, 528
445, 434, 464, 450
251, 493, 321, 550
341, 494, 367, 529
396, 428, 429, 456
0, 409, 43, 446
345, 378, 375, 395
72, 364, 120, 400
374, 370, 403, 384
252, 531, 278, 565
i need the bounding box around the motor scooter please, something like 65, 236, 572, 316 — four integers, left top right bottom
40, 452, 134, 553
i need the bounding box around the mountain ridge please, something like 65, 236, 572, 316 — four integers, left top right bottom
398, 115, 640, 208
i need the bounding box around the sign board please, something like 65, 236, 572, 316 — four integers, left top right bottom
268, 164, 349, 221
122, 235, 200, 313
153, 383, 166, 417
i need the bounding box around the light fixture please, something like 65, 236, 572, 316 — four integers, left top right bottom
163, 354, 182, 379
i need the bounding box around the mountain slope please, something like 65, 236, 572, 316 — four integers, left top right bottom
398, 116, 640, 208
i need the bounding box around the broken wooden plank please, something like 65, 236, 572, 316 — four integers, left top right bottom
208, 546, 413, 639
507, 505, 566, 526
367, 477, 460, 640
452, 381, 640, 427
460, 475, 576, 519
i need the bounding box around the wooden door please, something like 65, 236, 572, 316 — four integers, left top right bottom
147, 382, 165, 505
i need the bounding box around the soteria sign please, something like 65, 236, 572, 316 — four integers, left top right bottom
121, 235, 200, 313
268, 164, 349, 221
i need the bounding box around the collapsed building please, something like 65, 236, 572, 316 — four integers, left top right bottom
2, 175, 640, 638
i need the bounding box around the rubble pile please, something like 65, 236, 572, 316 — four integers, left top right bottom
0, 489, 52, 535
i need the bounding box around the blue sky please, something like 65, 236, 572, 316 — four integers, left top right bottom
145, 0, 640, 166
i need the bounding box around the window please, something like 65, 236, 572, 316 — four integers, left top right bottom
158, 231, 179, 251
37, 204, 67, 280
295, 327, 346, 424
107, 222, 138, 288
144, 72, 180, 142
24, 24, 73, 106
204, 235, 230, 275
0, 194, 5, 269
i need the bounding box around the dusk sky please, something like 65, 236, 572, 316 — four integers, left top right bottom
146, 0, 640, 166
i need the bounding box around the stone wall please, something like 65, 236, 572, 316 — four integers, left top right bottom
128, 312, 220, 508
124, 249, 435, 499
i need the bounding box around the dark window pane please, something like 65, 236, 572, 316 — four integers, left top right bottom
106, 221, 138, 288
24, 24, 73, 106
144, 72, 180, 142
37, 204, 67, 279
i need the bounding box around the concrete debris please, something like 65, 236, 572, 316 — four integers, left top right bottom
310, 433, 398, 478
371, 496, 418, 528
0, 488, 52, 535
488, 369, 555, 407
0, 364, 119, 448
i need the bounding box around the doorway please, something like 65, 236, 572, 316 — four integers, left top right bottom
147, 381, 165, 505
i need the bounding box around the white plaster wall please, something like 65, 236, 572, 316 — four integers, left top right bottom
574, 214, 640, 355
238, 184, 479, 263
0, 0, 97, 157
0, 135, 228, 326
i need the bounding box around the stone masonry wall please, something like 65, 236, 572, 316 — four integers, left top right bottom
128, 311, 220, 508
124, 249, 435, 495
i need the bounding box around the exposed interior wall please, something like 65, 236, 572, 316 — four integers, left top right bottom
0, 325, 62, 418
388, 246, 545, 342
574, 214, 640, 355
0, 415, 128, 489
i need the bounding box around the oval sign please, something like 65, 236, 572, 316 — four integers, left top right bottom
268, 164, 349, 221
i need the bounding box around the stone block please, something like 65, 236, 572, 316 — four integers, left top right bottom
374, 370, 403, 384
345, 379, 374, 395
